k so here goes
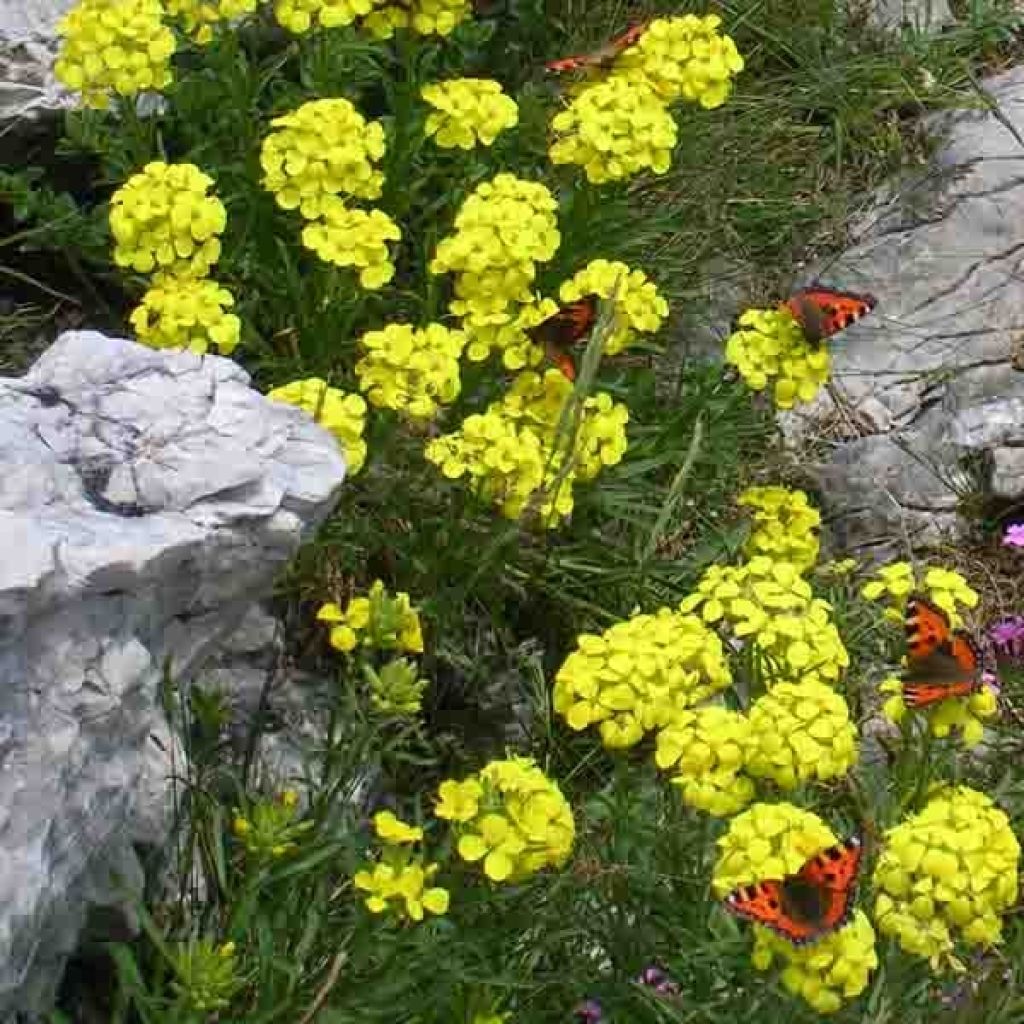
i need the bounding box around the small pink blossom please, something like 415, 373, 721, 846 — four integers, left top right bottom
1002, 523, 1024, 548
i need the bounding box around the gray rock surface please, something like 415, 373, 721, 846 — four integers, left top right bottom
861, 0, 953, 31
0, 0, 76, 125
784, 67, 1024, 556
0, 330, 346, 1019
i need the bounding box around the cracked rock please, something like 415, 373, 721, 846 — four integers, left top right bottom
783, 67, 1024, 557
0, 330, 346, 1020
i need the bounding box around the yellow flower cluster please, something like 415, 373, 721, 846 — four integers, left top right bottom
110, 162, 227, 278
354, 811, 449, 921
232, 790, 312, 859
55, 0, 175, 109
873, 786, 1019, 961
354, 323, 465, 419
363, 0, 472, 38
553, 608, 732, 749
680, 557, 849, 686
431, 174, 560, 318
861, 561, 978, 628
460, 298, 559, 369
164, 0, 258, 42
549, 77, 677, 185
260, 100, 398, 289
261, 99, 386, 216
273, 0, 375, 33
316, 579, 424, 654
737, 485, 821, 572
363, 658, 428, 716
435, 757, 574, 882
879, 674, 997, 747
129, 275, 241, 355
422, 78, 518, 149
725, 308, 830, 410
655, 707, 754, 815
746, 680, 858, 788
266, 378, 368, 475
558, 259, 668, 356
613, 14, 745, 109
425, 369, 628, 523
751, 911, 878, 1015
713, 804, 876, 1014
170, 940, 239, 1014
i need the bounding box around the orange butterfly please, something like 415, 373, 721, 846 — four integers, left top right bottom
723, 836, 862, 946
527, 295, 599, 381
783, 286, 877, 345
545, 22, 647, 73
901, 594, 984, 709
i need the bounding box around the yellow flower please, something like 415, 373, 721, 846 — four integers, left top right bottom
130, 275, 240, 355
725, 307, 830, 410
712, 801, 838, 895
164, 0, 258, 42
430, 174, 560, 317
861, 561, 978, 628
317, 580, 424, 654
880, 675, 998, 748
746, 681, 858, 788
554, 608, 732, 749
437, 757, 574, 882
457, 296, 558, 370
55, 0, 176, 109
266, 378, 368, 475
373, 810, 423, 844
738, 485, 821, 572
170, 939, 240, 1013
612, 14, 744, 108
425, 369, 628, 524
272, 0, 374, 33
232, 790, 312, 860
421, 78, 518, 149
873, 786, 1019, 961
655, 706, 754, 816
557, 259, 668, 356
752, 911, 878, 1014
363, 0, 471, 37
549, 78, 677, 184
679, 557, 849, 686
355, 322, 465, 420
921, 567, 979, 625
301, 199, 401, 290
109, 161, 226, 278
261, 98, 386, 217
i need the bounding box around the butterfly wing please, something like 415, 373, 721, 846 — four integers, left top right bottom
724, 837, 862, 946
529, 296, 599, 380
546, 22, 647, 72
784, 287, 877, 344
902, 595, 983, 708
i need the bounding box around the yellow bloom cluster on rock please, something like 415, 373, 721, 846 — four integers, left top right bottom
425, 369, 628, 523
738, 485, 820, 572
554, 608, 732, 749
110, 162, 227, 278
558, 260, 668, 356
354, 811, 449, 921
655, 706, 754, 815
111, 162, 240, 358
549, 78, 677, 184
422, 78, 518, 149
751, 911, 878, 1015
432, 174, 560, 318
355, 323, 465, 419
55, 0, 176, 109
861, 561, 978, 628
316, 580, 424, 654
129, 275, 240, 356
613, 14, 745, 108
261, 99, 398, 289
680, 556, 849, 686
266, 378, 368, 475
873, 786, 1019, 961
746, 680, 858, 788
714, 804, 876, 1013
436, 757, 574, 882
164, 0, 258, 42
725, 307, 830, 410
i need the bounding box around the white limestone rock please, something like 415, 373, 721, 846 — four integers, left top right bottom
0, 330, 346, 1019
